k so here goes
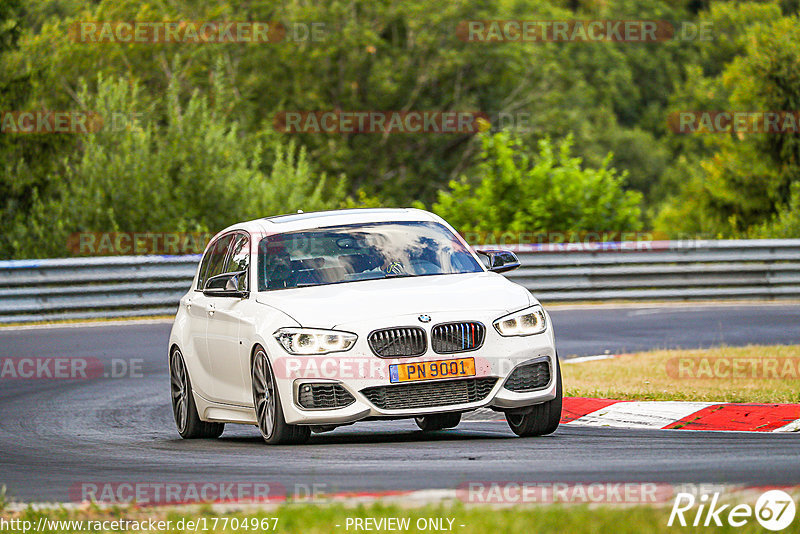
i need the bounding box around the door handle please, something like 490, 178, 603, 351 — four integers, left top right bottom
207, 303, 215, 317
186, 298, 192, 310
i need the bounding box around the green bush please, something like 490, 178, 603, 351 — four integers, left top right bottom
750, 182, 800, 238
431, 132, 642, 235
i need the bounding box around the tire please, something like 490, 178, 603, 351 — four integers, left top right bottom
415, 412, 462, 431
170, 348, 224, 439
505, 357, 562, 437
251, 346, 311, 445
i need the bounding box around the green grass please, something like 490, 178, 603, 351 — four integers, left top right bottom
564, 344, 800, 403
0, 502, 779, 534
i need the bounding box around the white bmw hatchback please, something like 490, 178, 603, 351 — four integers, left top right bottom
169, 208, 561, 444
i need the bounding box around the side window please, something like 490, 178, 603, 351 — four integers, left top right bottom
225, 234, 250, 291
198, 234, 234, 289
196, 248, 214, 290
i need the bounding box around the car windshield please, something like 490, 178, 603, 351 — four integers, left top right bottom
257, 221, 482, 291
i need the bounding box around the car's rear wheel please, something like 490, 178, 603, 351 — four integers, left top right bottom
505, 357, 562, 437
415, 412, 461, 431
252, 346, 310, 445
170, 348, 224, 439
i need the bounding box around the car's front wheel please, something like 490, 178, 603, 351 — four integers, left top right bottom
415, 412, 461, 431
505, 357, 562, 437
251, 346, 310, 445
170, 348, 224, 439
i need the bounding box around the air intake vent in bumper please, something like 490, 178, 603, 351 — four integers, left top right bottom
431, 322, 485, 353
503, 360, 551, 392
360, 377, 498, 410
297, 383, 356, 409
368, 327, 427, 357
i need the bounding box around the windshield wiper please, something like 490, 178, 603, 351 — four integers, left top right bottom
384, 272, 414, 279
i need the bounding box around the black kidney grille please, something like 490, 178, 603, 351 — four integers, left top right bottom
360, 377, 498, 410
431, 322, 485, 353
297, 383, 356, 409
503, 360, 551, 392
368, 327, 427, 357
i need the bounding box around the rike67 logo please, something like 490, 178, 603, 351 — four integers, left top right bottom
669, 490, 796, 531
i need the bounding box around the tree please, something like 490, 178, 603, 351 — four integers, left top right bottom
656, 14, 800, 237
7, 73, 343, 258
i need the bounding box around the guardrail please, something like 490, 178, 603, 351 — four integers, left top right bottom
1, 239, 799, 323
0, 255, 200, 324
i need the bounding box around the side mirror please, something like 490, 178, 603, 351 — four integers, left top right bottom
476, 249, 521, 274
204, 271, 248, 298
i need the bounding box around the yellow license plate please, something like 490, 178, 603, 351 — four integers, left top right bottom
389, 357, 476, 383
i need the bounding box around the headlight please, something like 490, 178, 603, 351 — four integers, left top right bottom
273, 328, 357, 355
493, 305, 547, 336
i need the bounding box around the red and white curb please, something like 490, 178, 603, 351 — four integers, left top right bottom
467, 397, 800, 432
562, 397, 800, 432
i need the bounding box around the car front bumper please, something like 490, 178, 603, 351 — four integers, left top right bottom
267, 311, 558, 425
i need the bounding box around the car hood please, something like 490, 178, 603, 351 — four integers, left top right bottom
254, 272, 533, 328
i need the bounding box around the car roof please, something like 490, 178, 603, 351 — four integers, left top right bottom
213, 208, 441, 240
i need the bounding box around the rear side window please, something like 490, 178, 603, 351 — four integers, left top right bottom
196, 234, 234, 290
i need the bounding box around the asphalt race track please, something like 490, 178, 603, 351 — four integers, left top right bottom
1, 304, 800, 503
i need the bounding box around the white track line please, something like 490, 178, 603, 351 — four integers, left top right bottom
563, 354, 618, 364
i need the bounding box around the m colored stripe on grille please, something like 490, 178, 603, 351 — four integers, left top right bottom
431, 322, 485, 353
